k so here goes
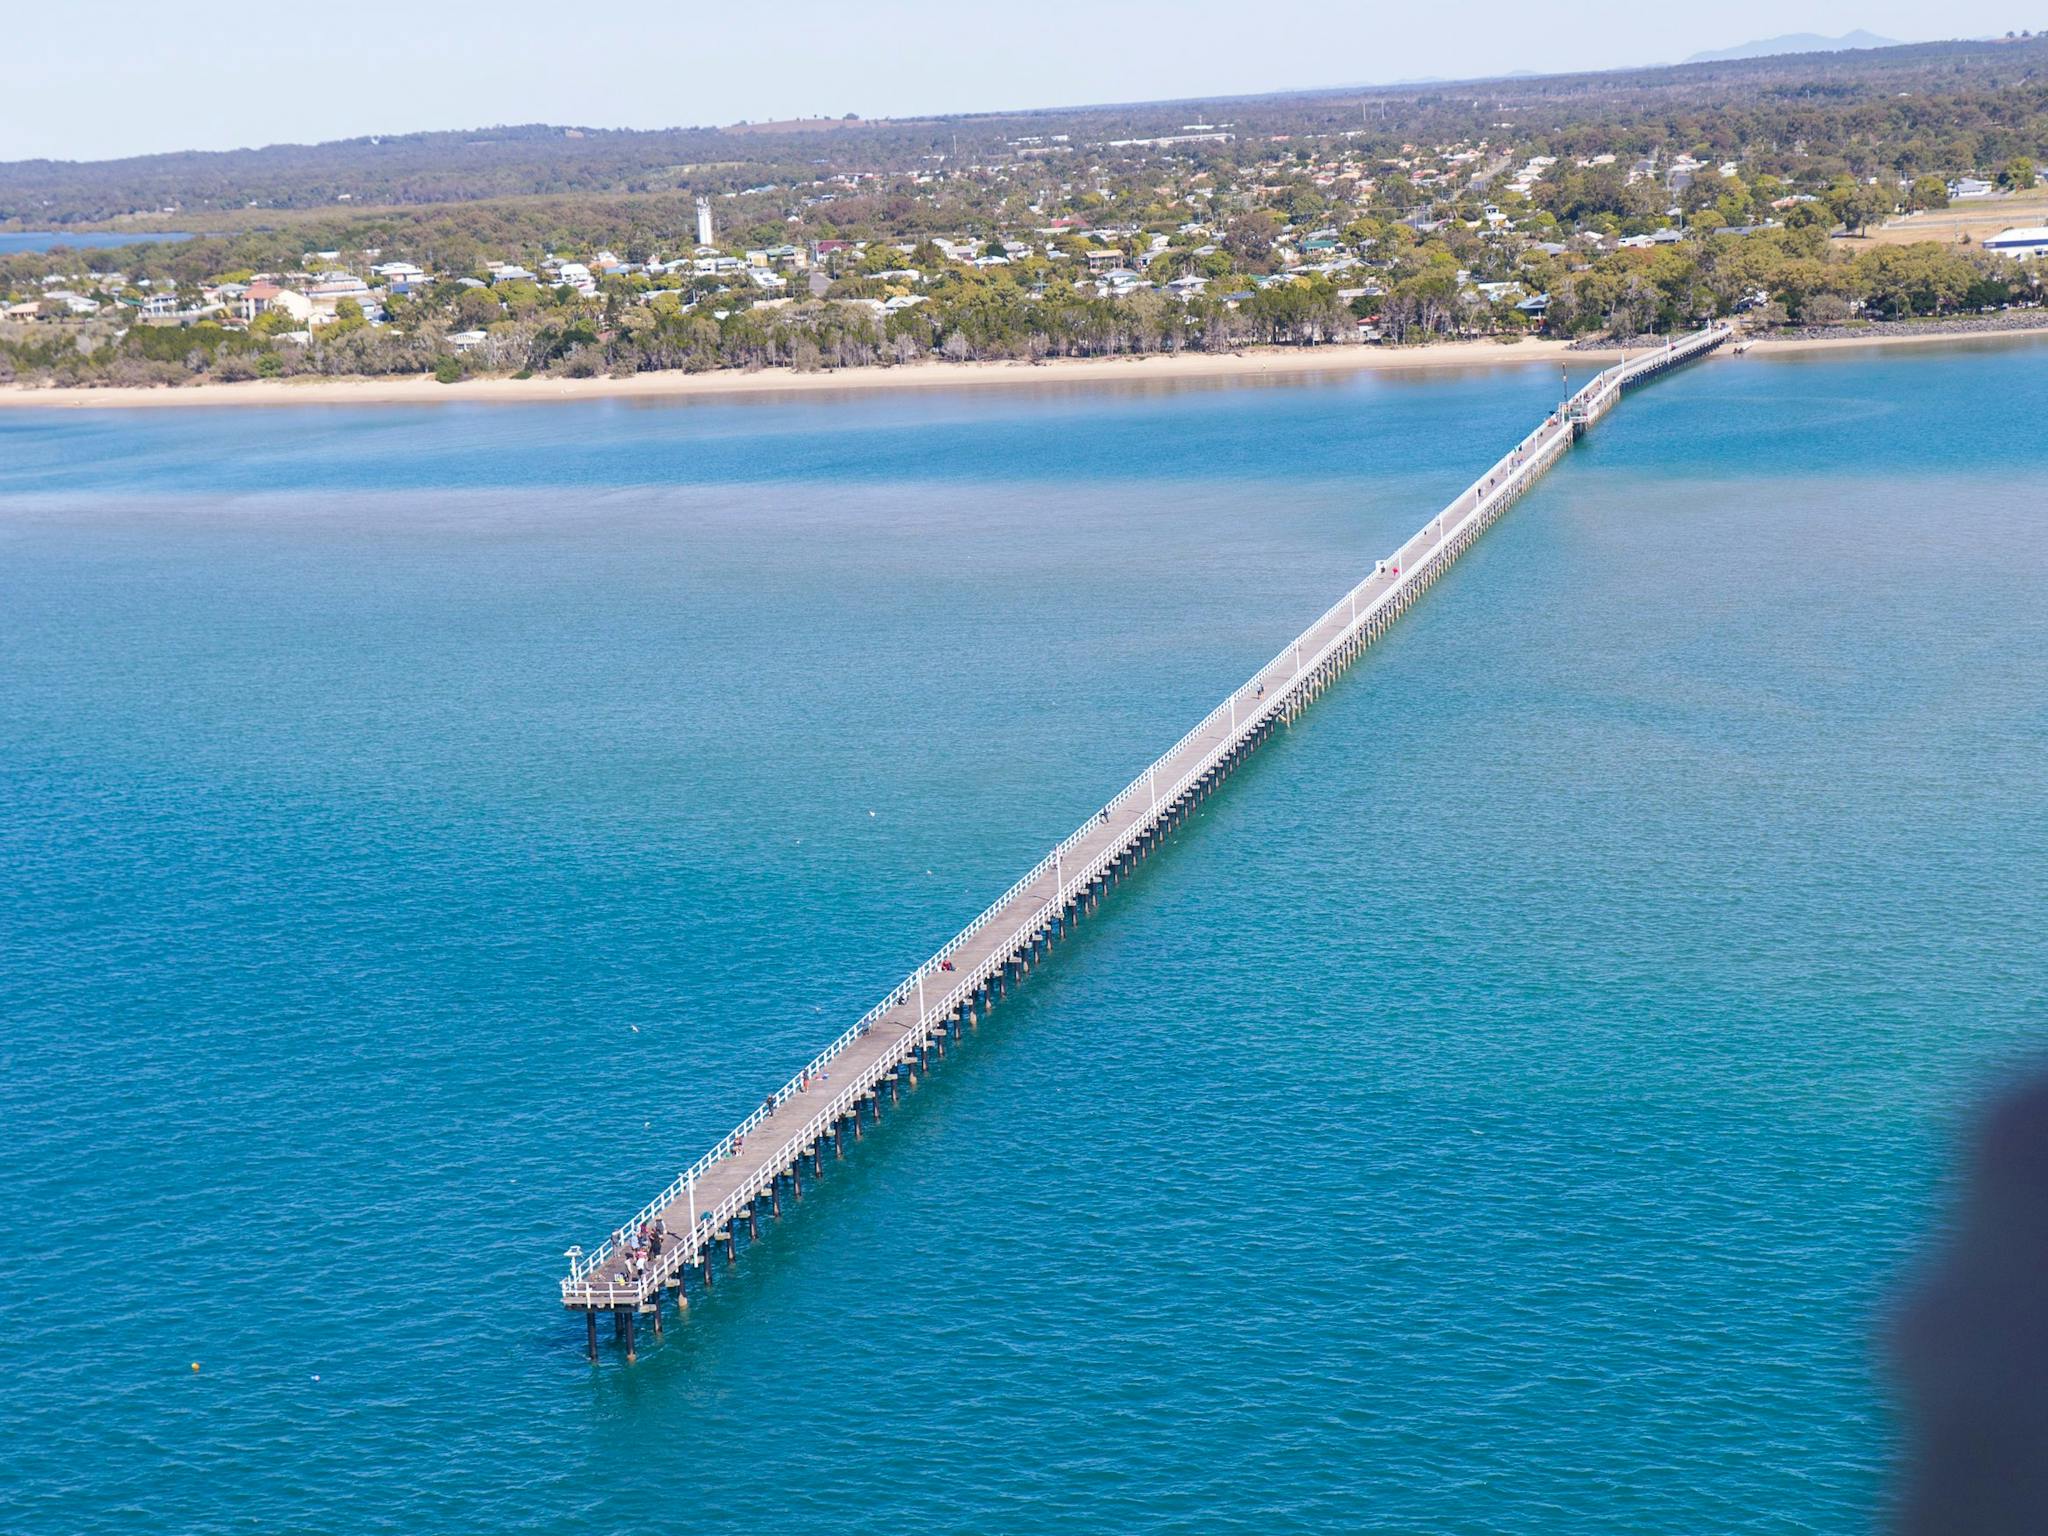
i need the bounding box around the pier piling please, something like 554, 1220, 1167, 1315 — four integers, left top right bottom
558, 327, 1729, 1355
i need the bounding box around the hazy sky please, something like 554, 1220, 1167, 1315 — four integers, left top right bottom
2, 0, 2013, 163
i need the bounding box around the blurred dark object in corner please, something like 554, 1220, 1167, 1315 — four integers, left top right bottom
1895, 1074, 2048, 1534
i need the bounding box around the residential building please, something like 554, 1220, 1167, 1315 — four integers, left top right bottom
241, 283, 313, 323
1984, 225, 2048, 257
306, 272, 373, 318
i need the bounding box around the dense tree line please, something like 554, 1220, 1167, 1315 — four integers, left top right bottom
7, 31, 2048, 391
7, 34, 2048, 226
5, 225, 2037, 391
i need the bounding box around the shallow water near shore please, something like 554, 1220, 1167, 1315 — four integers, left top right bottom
3, 345, 2045, 1534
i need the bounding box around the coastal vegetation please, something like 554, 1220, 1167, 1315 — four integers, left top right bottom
5, 34, 2048, 389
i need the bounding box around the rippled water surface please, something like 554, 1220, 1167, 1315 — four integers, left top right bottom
4, 345, 2045, 1534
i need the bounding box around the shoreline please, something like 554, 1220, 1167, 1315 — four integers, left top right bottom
0, 338, 1620, 410
3, 322, 2044, 410
1741, 323, 2048, 358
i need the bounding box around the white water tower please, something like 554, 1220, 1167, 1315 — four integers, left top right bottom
695, 196, 714, 248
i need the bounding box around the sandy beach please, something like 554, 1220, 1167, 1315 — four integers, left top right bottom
1740, 325, 2048, 359
3, 324, 2043, 410
0, 337, 1623, 410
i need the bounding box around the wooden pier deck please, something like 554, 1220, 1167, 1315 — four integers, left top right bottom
562, 326, 1731, 1359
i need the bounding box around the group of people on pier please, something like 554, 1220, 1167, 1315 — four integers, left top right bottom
614, 1219, 668, 1284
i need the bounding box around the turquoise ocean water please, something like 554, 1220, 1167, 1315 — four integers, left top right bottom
3, 345, 2045, 1533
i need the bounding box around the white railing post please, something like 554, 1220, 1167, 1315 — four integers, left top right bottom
566, 334, 1732, 1293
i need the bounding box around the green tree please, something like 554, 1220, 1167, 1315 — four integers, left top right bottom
1910, 175, 1951, 210
1223, 210, 1281, 265
1840, 185, 1895, 235
454, 287, 503, 328
2000, 156, 2038, 190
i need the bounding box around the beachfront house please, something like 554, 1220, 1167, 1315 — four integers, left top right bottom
306, 272, 374, 320
371, 261, 428, 292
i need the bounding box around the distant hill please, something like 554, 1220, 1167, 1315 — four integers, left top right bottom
1684, 30, 1901, 64
8, 31, 2046, 228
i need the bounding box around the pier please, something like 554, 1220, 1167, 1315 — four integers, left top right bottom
562, 325, 1730, 1361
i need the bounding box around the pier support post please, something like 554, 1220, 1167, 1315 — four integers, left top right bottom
748, 1205, 760, 1240
586, 1309, 598, 1363
650, 1300, 663, 1338
834, 1123, 845, 1158
771, 1178, 782, 1216
619, 1307, 636, 1362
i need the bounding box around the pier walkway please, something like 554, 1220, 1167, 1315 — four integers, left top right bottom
562, 325, 1730, 1359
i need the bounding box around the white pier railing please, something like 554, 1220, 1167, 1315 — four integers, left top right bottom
561, 325, 1730, 1311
